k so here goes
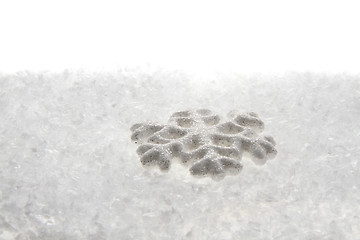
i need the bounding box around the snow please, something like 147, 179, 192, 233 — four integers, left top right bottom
0, 69, 360, 239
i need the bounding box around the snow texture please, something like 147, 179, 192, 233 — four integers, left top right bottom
130, 110, 276, 180
1, 69, 360, 239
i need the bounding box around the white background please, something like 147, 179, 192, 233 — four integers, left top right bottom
1, 0, 360, 73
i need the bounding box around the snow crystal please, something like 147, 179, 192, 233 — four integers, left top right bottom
130, 110, 276, 180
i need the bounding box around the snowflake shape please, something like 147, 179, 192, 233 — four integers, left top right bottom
130, 109, 277, 180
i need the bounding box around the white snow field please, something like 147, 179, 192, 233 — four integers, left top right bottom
0, 70, 360, 240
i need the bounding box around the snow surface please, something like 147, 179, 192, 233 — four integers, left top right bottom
0, 70, 360, 239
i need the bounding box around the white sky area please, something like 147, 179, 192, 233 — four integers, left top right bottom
1, 0, 360, 74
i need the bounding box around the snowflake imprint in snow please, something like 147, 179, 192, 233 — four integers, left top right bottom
130, 109, 277, 181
